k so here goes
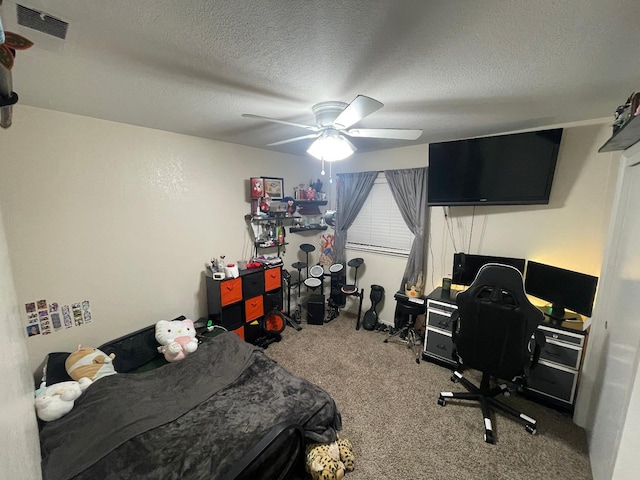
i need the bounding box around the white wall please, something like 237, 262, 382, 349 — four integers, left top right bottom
574, 142, 640, 479
0, 107, 625, 480
0, 206, 42, 479
0, 106, 320, 372
332, 124, 618, 326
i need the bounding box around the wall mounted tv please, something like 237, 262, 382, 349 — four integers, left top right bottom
427, 128, 563, 206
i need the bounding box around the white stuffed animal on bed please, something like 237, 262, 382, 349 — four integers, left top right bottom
34, 378, 92, 422
155, 319, 198, 362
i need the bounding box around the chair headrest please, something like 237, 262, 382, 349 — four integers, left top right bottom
457, 263, 538, 313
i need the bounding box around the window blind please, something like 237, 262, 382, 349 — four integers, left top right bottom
346, 174, 414, 257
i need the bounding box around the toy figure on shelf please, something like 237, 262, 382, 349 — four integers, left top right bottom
260, 194, 271, 213
311, 178, 323, 195
283, 196, 297, 215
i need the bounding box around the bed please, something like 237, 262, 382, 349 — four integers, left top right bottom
38, 323, 342, 480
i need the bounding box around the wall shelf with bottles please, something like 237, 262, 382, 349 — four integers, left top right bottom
599, 115, 640, 152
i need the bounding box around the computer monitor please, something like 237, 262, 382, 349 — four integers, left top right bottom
524, 261, 598, 319
452, 253, 526, 286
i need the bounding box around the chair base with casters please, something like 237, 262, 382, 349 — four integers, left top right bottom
384, 301, 425, 364
437, 263, 545, 444
438, 370, 537, 444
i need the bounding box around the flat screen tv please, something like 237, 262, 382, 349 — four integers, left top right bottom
452, 253, 526, 286
524, 261, 598, 320
427, 128, 563, 206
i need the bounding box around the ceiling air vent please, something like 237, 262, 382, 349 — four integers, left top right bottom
16, 4, 68, 40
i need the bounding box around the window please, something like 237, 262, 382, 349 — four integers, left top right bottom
346, 174, 415, 257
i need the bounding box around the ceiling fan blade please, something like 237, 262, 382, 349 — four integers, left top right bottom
332, 95, 384, 129
345, 128, 423, 140
242, 113, 318, 131
267, 133, 319, 146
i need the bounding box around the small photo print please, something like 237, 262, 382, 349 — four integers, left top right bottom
72, 303, 84, 326
81, 300, 92, 323
25, 302, 36, 314
37, 299, 48, 310
27, 312, 38, 323
49, 302, 59, 313
27, 324, 40, 337
51, 312, 62, 330
62, 305, 73, 328
38, 310, 49, 319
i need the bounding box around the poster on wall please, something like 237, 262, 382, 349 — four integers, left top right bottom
24, 298, 93, 338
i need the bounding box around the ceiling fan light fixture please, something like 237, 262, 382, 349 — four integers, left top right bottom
307, 132, 355, 162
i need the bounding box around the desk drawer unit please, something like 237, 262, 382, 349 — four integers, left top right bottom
539, 339, 582, 370
524, 324, 587, 409
526, 360, 578, 404
424, 298, 458, 367
425, 329, 456, 363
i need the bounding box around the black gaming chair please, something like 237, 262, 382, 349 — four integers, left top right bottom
438, 263, 545, 444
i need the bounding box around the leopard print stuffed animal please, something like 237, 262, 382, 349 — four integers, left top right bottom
305, 437, 355, 480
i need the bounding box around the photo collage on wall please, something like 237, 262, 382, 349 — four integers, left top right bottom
25, 298, 92, 337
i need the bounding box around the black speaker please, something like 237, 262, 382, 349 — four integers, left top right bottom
307, 294, 325, 325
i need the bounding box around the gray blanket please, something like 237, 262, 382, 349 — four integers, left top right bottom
40, 333, 341, 480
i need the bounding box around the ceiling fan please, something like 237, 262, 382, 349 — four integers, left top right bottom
242, 95, 422, 162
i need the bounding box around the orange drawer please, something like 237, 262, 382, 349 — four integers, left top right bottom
220, 277, 243, 306
231, 325, 245, 341
264, 267, 281, 292
244, 295, 264, 322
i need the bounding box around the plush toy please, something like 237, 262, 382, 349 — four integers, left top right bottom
305, 438, 355, 480
282, 196, 297, 214
34, 378, 91, 422
65, 346, 118, 383
155, 318, 198, 362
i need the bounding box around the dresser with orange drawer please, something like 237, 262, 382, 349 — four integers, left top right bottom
205, 266, 283, 342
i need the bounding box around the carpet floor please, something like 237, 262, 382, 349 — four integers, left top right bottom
264, 314, 593, 480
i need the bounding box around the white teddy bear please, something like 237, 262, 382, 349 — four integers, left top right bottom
34, 378, 92, 422
155, 318, 199, 362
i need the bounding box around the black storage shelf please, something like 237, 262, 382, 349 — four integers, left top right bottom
289, 225, 328, 233
599, 115, 640, 152
295, 200, 327, 216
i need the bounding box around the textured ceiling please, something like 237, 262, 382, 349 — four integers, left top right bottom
1, 0, 639, 157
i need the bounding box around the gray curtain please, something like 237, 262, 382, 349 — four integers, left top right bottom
384, 167, 429, 291
334, 171, 378, 264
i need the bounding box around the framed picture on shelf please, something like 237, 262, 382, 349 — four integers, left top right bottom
262, 177, 284, 200
250, 177, 264, 198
